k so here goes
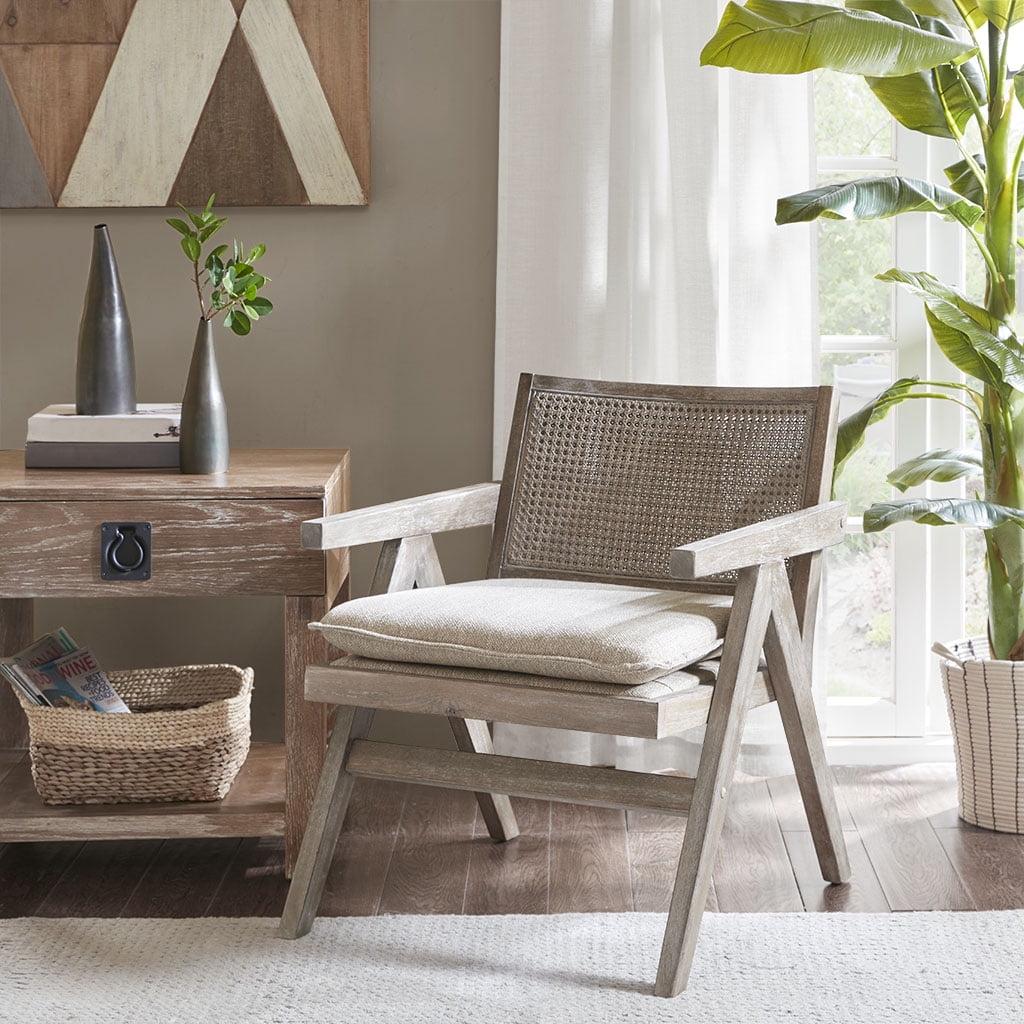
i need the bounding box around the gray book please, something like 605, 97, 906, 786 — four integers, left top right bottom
25, 441, 180, 469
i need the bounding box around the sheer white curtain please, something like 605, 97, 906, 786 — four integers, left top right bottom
492, 0, 815, 773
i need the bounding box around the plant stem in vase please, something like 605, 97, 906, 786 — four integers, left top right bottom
167, 195, 273, 476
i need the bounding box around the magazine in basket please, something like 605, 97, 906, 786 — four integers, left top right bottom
0, 627, 129, 712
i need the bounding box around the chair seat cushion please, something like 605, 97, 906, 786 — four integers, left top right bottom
311, 578, 732, 686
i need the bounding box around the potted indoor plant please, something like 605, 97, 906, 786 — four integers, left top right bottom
703, 1, 1024, 831
167, 195, 273, 474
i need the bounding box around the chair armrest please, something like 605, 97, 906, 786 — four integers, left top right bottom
670, 501, 847, 580
301, 482, 501, 550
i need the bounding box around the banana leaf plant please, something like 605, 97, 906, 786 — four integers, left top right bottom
703, 0, 1024, 659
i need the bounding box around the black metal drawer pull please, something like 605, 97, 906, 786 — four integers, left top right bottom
100, 522, 152, 581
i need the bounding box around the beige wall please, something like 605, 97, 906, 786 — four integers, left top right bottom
0, 0, 500, 744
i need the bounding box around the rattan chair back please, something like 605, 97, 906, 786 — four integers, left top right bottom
489, 375, 837, 604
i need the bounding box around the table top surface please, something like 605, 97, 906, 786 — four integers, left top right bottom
0, 449, 349, 500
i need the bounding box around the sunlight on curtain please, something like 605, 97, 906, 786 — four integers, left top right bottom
492, 0, 813, 773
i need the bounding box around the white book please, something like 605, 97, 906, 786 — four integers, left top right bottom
27, 404, 181, 445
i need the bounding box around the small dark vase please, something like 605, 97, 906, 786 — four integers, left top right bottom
76, 224, 136, 415
179, 318, 229, 475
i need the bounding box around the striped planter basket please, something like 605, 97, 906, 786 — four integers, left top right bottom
934, 638, 1024, 833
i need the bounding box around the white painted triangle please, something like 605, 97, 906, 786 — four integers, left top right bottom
240, 0, 363, 205
59, 0, 236, 207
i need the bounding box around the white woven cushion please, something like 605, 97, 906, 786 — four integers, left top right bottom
310, 578, 732, 686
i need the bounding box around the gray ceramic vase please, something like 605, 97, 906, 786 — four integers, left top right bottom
76, 224, 137, 415
179, 318, 229, 475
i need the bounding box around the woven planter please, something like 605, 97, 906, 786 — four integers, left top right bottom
934, 638, 1024, 833
14, 664, 252, 806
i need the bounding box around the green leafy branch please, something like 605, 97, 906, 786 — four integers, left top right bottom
167, 194, 273, 337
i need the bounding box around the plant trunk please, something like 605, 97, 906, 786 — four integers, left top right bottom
984, 28, 1024, 658
987, 526, 1024, 657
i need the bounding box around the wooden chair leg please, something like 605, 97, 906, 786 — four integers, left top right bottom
448, 717, 520, 842
279, 706, 374, 939
655, 564, 773, 998
763, 561, 850, 884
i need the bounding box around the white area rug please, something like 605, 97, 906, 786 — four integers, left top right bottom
3, 912, 1022, 1023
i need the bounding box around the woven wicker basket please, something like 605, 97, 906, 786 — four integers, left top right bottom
14, 664, 253, 806
935, 638, 1024, 834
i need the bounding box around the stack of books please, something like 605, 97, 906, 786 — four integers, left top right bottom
25, 403, 181, 469
0, 627, 129, 712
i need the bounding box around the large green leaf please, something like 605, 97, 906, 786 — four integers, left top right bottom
776, 177, 983, 226
958, 1, 1024, 28
876, 269, 1024, 388
867, 54, 984, 139
922, 305, 1008, 386
944, 153, 1024, 208
901, 1, 986, 27
944, 155, 985, 205
701, 1, 974, 76
864, 497, 1024, 531
848, 2, 986, 137
887, 447, 984, 490
879, 267, 1003, 329
834, 377, 919, 481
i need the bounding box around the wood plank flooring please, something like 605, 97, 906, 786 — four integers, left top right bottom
2, 764, 1023, 918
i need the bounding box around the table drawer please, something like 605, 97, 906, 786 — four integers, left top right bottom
0, 499, 326, 597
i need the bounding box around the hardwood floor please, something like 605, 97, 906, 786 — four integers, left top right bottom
2, 764, 1023, 918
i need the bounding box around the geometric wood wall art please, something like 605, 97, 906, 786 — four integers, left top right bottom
0, 0, 369, 207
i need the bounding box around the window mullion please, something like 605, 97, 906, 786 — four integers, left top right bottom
891, 123, 930, 737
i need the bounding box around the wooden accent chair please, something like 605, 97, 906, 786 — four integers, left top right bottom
280, 374, 850, 997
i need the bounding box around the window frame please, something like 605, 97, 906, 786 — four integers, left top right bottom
812, 75, 965, 741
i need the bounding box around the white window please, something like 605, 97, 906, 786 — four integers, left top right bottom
812, 71, 969, 743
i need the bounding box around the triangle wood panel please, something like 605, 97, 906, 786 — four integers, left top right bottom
0, 0, 136, 43
0, 43, 117, 200
0, 63, 51, 207
288, 0, 370, 198
169, 26, 307, 208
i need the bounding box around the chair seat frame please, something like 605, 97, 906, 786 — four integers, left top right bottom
279, 377, 851, 999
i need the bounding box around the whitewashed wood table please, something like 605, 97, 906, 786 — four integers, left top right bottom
0, 449, 349, 875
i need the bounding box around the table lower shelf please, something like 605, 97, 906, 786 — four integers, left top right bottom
0, 742, 285, 842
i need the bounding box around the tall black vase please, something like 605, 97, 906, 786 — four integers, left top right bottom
76, 224, 136, 415
179, 318, 229, 475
